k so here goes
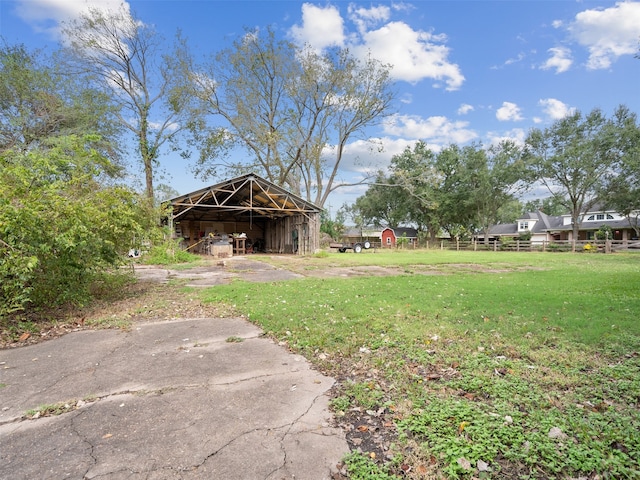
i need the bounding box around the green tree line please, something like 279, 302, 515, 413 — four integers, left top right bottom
349, 106, 640, 244
0, 43, 156, 318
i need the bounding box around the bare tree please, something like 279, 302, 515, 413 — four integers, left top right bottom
189, 27, 395, 207
61, 6, 198, 202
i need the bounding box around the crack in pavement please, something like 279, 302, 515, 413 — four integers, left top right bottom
1, 316, 348, 479
71, 409, 99, 480
3, 365, 318, 427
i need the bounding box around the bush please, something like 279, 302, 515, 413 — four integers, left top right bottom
143, 238, 199, 265
500, 237, 514, 250
519, 229, 532, 241
0, 136, 152, 316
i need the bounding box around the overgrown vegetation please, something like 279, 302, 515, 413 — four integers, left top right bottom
0, 135, 154, 317
140, 235, 200, 266
203, 251, 640, 479
0, 42, 186, 322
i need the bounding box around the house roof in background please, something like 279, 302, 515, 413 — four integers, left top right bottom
554, 218, 631, 231
488, 223, 518, 236
490, 209, 634, 236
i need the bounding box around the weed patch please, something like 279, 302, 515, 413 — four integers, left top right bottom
225, 336, 244, 343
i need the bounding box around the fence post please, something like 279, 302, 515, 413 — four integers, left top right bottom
441, 240, 444, 250
494, 240, 497, 252
456, 238, 459, 251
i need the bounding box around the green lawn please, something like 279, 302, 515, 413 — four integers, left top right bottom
202, 250, 640, 479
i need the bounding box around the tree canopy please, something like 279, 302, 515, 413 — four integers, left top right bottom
61, 6, 201, 202
598, 108, 640, 236
188, 27, 396, 207
0, 135, 150, 317
524, 105, 640, 248
0, 42, 153, 319
353, 141, 527, 241
0, 42, 122, 166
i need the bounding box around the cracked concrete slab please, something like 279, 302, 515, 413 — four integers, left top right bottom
0, 318, 347, 479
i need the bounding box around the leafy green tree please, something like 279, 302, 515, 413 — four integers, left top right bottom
61, 6, 201, 203
470, 141, 529, 244
496, 199, 525, 224
429, 144, 482, 239
353, 172, 411, 229
0, 42, 121, 165
599, 108, 640, 238
603, 171, 640, 238
522, 196, 567, 216
387, 141, 441, 241
320, 209, 345, 240
0, 135, 149, 317
357, 141, 528, 243
525, 106, 636, 250
188, 27, 395, 207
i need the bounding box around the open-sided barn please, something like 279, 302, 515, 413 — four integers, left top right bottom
168, 174, 321, 256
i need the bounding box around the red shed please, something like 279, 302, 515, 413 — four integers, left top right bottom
380, 227, 418, 248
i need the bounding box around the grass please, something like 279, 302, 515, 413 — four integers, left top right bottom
201, 250, 640, 479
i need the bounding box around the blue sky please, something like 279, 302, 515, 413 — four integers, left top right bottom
1, 0, 639, 212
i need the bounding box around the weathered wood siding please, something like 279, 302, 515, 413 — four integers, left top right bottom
265, 213, 320, 255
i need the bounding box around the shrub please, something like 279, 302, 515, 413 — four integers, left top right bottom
143, 238, 199, 265
0, 136, 152, 316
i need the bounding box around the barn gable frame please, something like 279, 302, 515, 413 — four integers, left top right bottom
168, 174, 321, 255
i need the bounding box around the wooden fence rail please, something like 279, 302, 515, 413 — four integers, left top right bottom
416, 239, 637, 253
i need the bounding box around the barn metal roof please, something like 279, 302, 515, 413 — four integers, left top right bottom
169, 173, 322, 221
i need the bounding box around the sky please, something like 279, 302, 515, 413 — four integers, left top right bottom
1, 0, 639, 213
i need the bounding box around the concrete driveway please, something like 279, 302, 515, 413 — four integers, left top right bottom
0, 315, 347, 479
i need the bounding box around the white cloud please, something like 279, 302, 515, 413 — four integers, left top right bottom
505, 52, 526, 65
354, 21, 464, 89
457, 104, 474, 115
538, 98, 576, 120
149, 121, 179, 132
382, 114, 478, 145
496, 102, 523, 122
568, 1, 640, 69
290, 5, 464, 90
336, 137, 415, 174
486, 128, 527, 148
13, 0, 129, 37
541, 46, 573, 73
399, 93, 413, 104
290, 3, 346, 50
347, 4, 391, 34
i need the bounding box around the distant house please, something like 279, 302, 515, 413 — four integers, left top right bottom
485, 207, 639, 244
381, 227, 418, 248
